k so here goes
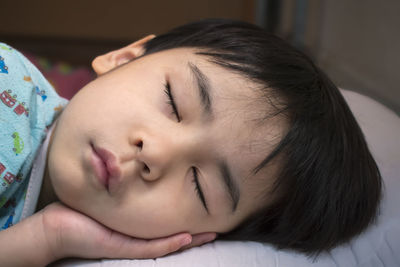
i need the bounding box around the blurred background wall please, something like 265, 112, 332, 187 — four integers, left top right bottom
1, 0, 254, 65
1, 0, 399, 114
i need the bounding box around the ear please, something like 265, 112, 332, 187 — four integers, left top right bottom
91, 34, 156, 75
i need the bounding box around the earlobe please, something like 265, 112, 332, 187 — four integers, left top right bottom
91, 34, 156, 75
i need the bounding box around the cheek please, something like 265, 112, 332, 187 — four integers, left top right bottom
47, 135, 83, 205
64, 78, 136, 124
109, 192, 192, 238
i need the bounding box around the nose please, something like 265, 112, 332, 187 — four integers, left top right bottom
132, 134, 185, 182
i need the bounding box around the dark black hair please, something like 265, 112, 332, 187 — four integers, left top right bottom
143, 18, 382, 255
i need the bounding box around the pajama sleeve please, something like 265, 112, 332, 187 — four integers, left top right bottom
0, 42, 68, 229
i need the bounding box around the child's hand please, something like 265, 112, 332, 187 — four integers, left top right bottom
40, 202, 216, 262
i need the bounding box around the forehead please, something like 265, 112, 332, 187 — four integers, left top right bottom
210, 93, 286, 209
205, 71, 286, 215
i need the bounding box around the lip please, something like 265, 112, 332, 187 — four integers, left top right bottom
90, 143, 121, 193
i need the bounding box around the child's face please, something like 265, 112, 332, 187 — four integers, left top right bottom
47, 45, 286, 239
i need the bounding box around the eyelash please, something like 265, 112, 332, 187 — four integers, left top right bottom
191, 167, 209, 212
164, 82, 181, 122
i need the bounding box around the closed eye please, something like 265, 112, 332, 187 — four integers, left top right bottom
164, 82, 181, 122
192, 167, 209, 213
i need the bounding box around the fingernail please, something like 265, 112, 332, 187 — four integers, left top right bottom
180, 236, 192, 246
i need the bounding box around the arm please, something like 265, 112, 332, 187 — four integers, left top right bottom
0, 211, 53, 266
0, 203, 216, 266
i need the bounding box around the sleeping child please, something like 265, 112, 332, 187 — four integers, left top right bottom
0, 18, 382, 266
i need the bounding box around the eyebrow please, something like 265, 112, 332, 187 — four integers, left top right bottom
188, 62, 212, 119
218, 160, 240, 212
188, 61, 240, 212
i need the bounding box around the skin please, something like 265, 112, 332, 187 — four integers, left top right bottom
42, 35, 286, 240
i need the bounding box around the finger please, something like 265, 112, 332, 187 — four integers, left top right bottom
179, 232, 217, 251
103, 232, 192, 259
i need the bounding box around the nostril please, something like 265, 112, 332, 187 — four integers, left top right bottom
143, 164, 150, 173
135, 140, 143, 150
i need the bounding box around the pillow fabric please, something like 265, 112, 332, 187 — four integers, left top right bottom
52, 89, 400, 267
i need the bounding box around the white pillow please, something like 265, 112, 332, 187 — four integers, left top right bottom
52, 89, 400, 267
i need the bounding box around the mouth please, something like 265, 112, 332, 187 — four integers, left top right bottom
90, 143, 121, 192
